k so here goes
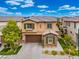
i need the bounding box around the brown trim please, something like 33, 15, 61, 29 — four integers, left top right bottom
21, 20, 57, 23
43, 33, 58, 36
37, 21, 57, 23
22, 19, 37, 22
22, 32, 42, 35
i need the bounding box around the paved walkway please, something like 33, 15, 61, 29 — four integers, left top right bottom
43, 41, 63, 51
0, 43, 79, 59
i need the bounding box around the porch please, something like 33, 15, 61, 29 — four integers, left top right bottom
42, 30, 59, 47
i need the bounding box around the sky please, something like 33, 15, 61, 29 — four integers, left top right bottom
0, 0, 79, 17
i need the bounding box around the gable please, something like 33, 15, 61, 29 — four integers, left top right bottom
22, 19, 37, 23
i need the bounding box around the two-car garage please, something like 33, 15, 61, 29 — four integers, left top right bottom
25, 35, 42, 43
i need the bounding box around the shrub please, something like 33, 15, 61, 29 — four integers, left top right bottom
60, 51, 65, 55
43, 50, 49, 54
14, 45, 22, 54
64, 48, 70, 54
1, 48, 10, 52
51, 50, 57, 55
69, 50, 78, 56
0, 45, 22, 55
76, 50, 79, 56
70, 50, 76, 56
7, 49, 14, 54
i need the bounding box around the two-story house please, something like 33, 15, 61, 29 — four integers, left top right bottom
0, 16, 59, 47
61, 16, 79, 44
21, 16, 59, 47
62, 16, 79, 34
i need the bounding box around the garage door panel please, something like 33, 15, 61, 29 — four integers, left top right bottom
26, 35, 41, 43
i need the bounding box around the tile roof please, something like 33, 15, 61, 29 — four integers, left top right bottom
0, 16, 79, 22
0, 16, 22, 22
43, 30, 58, 35
23, 16, 57, 22
62, 16, 79, 22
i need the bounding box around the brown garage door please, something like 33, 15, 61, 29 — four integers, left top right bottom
25, 35, 42, 43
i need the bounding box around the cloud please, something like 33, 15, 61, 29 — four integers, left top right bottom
16, 12, 22, 15
0, 11, 13, 15
37, 5, 48, 8
5, 0, 34, 8
0, 7, 13, 15
69, 11, 79, 16
40, 9, 45, 12
12, 0, 24, 2
30, 13, 43, 16
21, 3, 34, 8
21, 0, 34, 8
46, 10, 56, 13
0, 7, 23, 16
0, 7, 8, 11
11, 7, 17, 9
6, 0, 20, 5
40, 9, 56, 13
25, 0, 34, 4
59, 5, 79, 10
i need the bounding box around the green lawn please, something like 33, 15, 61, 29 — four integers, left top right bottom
0, 45, 22, 55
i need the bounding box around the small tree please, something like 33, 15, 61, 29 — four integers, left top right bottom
2, 19, 21, 49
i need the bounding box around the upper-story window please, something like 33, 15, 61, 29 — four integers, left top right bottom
66, 22, 70, 26
24, 23, 34, 29
47, 23, 52, 29
74, 22, 76, 28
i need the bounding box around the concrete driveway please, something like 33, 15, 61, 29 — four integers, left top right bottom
8, 43, 43, 59
0, 43, 79, 59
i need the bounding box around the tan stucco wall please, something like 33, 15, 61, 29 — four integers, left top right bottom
21, 20, 59, 34
17, 22, 22, 30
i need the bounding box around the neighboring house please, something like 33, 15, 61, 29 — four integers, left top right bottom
0, 16, 22, 45
62, 16, 79, 34
0, 16, 78, 47
0, 16, 22, 30
61, 17, 78, 46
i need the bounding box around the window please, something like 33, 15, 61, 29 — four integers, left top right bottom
46, 36, 53, 44
66, 22, 70, 26
74, 22, 76, 28
47, 23, 52, 29
68, 22, 70, 26
53, 37, 55, 44
24, 23, 34, 29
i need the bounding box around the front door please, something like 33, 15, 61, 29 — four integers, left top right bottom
47, 36, 53, 44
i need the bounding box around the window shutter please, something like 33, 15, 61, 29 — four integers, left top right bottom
24, 24, 26, 29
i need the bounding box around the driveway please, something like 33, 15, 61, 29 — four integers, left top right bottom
0, 43, 79, 59
8, 43, 43, 59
